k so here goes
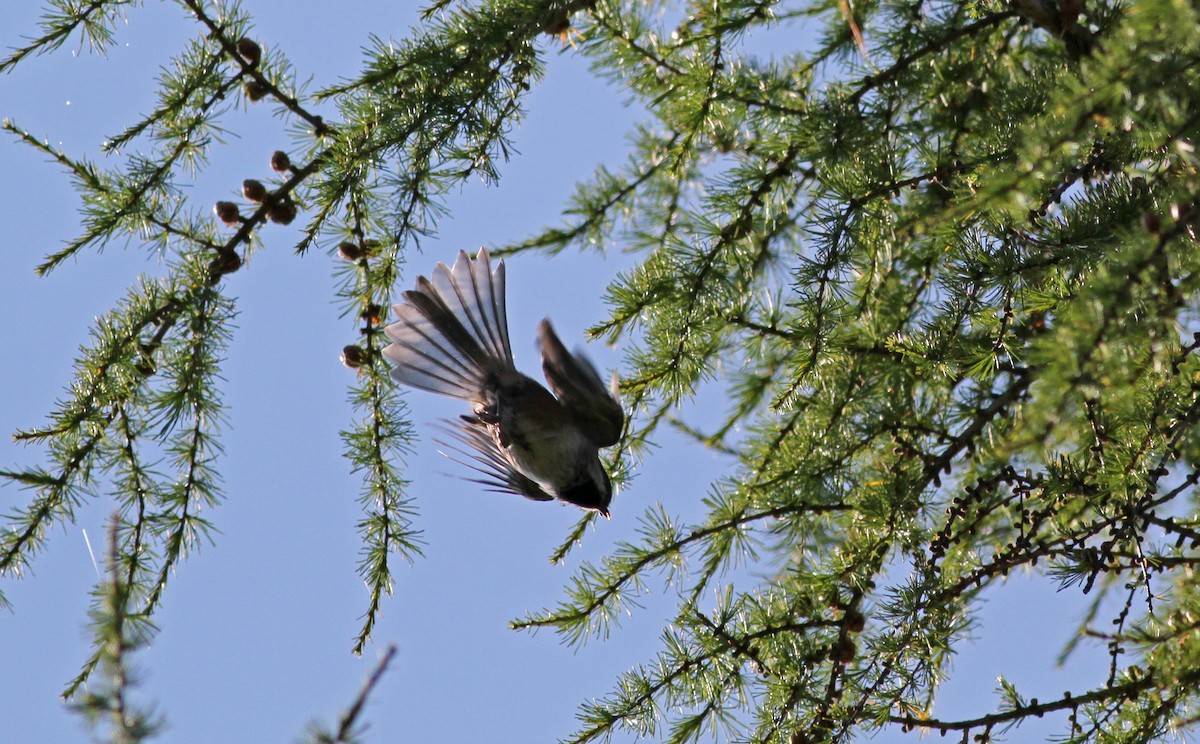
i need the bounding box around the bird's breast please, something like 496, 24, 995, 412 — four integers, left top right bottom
482, 375, 593, 494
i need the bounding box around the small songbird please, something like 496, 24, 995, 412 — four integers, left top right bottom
381, 248, 624, 517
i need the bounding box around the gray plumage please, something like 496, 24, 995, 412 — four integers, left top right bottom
381, 248, 624, 516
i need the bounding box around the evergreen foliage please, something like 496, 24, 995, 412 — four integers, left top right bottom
5, 0, 1200, 741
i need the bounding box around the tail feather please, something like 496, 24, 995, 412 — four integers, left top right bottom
385, 302, 482, 397
443, 249, 512, 365
383, 249, 514, 401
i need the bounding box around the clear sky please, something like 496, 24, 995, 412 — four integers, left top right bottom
1, 2, 1113, 742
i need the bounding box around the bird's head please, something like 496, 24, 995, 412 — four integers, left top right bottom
556, 459, 613, 518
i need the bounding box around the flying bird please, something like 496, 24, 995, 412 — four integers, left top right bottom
381, 248, 624, 517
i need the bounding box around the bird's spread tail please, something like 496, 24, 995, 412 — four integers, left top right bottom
382, 248, 514, 400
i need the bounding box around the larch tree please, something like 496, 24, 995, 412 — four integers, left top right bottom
3, 0, 1200, 742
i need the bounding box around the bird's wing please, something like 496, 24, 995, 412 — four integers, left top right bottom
536, 319, 625, 447
432, 417, 554, 502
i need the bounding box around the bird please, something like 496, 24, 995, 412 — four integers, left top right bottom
381, 248, 625, 517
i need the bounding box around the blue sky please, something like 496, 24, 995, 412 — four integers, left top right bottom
1, 2, 1113, 742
